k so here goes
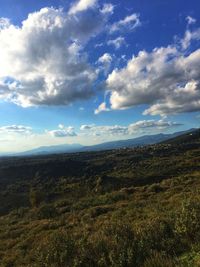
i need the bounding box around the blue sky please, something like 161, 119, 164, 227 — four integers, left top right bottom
0, 0, 200, 152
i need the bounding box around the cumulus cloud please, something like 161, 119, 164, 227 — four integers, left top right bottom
96, 125, 128, 135
144, 80, 200, 115
79, 119, 182, 136
106, 29, 200, 116
109, 13, 140, 33
101, 3, 114, 14
68, 0, 97, 15
181, 28, 200, 49
80, 124, 128, 136
94, 102, 110, 114
97, 53, 112, 74
107, 36, 126, 49
58, 124, 65, 129
80, 124, 95, 130
0, 18, 10, 29
0, 125, 32, 134
128, 120, 182, 134
47, 125, 77, 137
98, 53, 112, 64
0, 6, 107, 107
186, 16, 196, 25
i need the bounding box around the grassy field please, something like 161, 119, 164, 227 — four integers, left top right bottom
0, 129, 200, 266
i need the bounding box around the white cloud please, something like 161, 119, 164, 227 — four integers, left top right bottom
144, 80, 200, 116
110, 13, 140, 33
80, 124, 95, 130
95, 42, 103, 48
79, 119, 182, 136
101, 3, 114, 14
186, 16, 196, 25
107, 36, 126, 49
0, 125, 32, 134
47, 125, 77, 137
181, 28, 200, 49
0, 6, 107, 107
98, 53, 112, 64
94, 102, 110, 114
68, 0, 97, 15
128, 120, 182, 134
58, 124, 65, 129
80, 124, 128, 136
0, 18, 10, 29
105, 29, 200, 116
96, 125, 128, 135
97, 53, 112, 74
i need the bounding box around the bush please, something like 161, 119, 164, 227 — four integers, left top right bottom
36, 204, 58, 219
142, 252, 177, 267
174, 199, 200, 242
72, 222, 145, 267
139, 218, 179, 256
92, 222, 144, 267
29, 188, 44, 208
35, 230, 76, 267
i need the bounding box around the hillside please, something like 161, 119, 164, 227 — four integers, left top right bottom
0, 129, 200, 266
162, 128, 200, 145
81, 129, 194, 151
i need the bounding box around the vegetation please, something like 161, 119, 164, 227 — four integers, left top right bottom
0, 129, 199, 266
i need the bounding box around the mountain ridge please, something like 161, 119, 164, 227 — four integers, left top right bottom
1, 128, 196, 157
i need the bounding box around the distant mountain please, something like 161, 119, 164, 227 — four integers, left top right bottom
81, 129, 196, 152
13, 144, 84, 156
0, 128, 197, 157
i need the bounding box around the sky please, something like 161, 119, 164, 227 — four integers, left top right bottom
0, 0, 200, 153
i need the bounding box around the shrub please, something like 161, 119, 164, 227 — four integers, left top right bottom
73, 222, 145, 267
29, 188, 44, 208
174, 199, 200, 242
35, 230, 76, 267
148, 183, 164, 193
142, 252, 177, 267
94, 222, 144, 267
36, 204, 58, 219
139, 218, 179, 256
